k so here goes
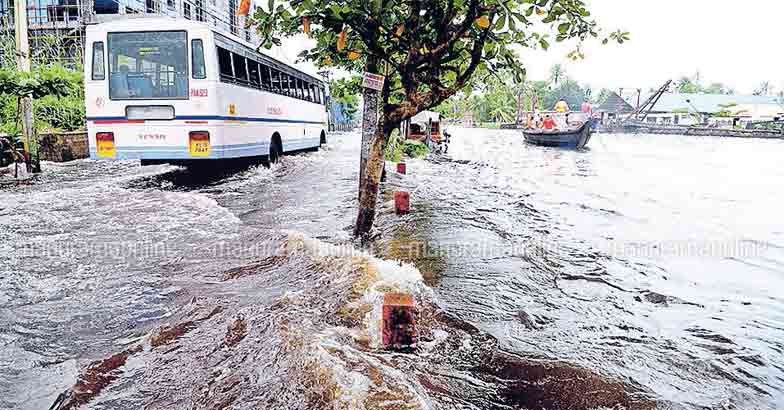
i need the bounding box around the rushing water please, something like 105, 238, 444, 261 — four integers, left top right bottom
1, 129, 782, 410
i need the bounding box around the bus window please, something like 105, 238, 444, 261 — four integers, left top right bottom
92, 42, 105, 80
218, 47, 233, 80
247, 59, 260, 88
320, 88, 326, 105
296, 78, 303, 99
232, 53, 248, 83
312, 84, 319, 104
108, 31, 187, 99
279, 72, 289, 95
304, 82, 311, 102
288, 75, 297, 97
259, 64, 271, 90
191, 39, 206, 79
270, 68, 280, 92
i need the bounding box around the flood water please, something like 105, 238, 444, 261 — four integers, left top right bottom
1, 129, 782, 410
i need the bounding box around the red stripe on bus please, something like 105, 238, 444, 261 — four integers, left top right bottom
92, 120, 145, 124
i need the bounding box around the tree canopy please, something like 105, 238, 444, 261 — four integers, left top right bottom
328, 76, 362, 123
433, 65, 592, 123
676, 73, 734, 95
251, 0, 627, 128
249, 0, 626, 236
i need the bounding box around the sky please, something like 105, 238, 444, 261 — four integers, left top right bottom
522, 0, 784, 95
272, 0, 784, 95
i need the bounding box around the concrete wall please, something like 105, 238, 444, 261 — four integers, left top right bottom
38, 131, 89, 162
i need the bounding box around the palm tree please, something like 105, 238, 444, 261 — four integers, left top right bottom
549, 64, 564, 87
754, 81, 772, 96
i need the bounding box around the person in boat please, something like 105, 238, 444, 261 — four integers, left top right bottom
581, 99, 597, 129
525, 114, 535, 129
542, 114, 558, 131
581, 99, 592, 115
554, 97, 570, 113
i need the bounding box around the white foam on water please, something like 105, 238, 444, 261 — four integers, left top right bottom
282, 232, 438, 409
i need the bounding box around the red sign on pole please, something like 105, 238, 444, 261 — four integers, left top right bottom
362, 72, 385, 91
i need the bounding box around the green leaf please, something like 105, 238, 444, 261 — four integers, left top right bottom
558, 23, 569, 33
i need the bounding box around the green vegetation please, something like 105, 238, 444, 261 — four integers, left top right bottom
385, 130, 429, 162
714, 102, 747, 118
402, 140, 429, 158
328, 76, 361, 122
434, 64, 592, 123
249, 0, 624, 235
0, 31, 85, 135
0, 65, 85, 134
676, 72, 734, 95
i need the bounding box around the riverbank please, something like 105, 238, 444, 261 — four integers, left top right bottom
597, 123, 784, 139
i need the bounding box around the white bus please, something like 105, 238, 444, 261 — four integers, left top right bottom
84, 17, 328, 165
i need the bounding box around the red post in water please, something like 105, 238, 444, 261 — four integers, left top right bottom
394, 191, 410, 215
396, 162, 407, 174
382, 293, 418, 350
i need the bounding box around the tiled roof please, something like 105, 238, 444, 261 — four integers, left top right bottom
597, 92, 635, 113
643, 93, 782, 114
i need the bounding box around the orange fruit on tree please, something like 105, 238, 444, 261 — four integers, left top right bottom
337, 30, 347, 51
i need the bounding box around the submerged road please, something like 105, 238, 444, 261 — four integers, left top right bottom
1, 129, 783, 409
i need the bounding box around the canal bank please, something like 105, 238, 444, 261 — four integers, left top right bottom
1, 129, 783, 409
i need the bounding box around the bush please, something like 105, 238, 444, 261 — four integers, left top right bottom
35, 95, 85, 132
0, 64, 85, 132
402, 140, 429, 158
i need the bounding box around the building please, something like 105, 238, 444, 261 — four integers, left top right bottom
0, 0, 260, 66
633, 93, 784, 126
595, 91, 635, 124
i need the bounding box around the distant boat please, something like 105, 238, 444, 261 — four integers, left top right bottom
522, 119, 593, 149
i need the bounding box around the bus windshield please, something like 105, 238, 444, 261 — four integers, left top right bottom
108, 31, 188, 100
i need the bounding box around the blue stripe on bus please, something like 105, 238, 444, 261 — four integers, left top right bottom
88, 138, 319, 160
86, 115, 326, 125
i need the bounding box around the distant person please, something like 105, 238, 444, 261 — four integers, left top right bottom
554, 97, 570, 113
581, 99, 593, 114
542, 114, 557, 130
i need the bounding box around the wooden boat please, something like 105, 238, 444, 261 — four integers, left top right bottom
522, 120, 593, 149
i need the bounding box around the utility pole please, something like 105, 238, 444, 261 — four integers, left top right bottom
14, 0, 37, 173
358, 56, 380, 197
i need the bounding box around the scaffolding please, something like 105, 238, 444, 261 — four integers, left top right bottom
0, 0, 258, 68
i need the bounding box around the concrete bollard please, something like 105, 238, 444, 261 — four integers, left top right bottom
396, 162, 407, 174
382, 293, 418, 351
394, 191, 410, 215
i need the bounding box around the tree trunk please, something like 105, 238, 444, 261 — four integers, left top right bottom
358, 57, 380, 198
354, 121, 391, 238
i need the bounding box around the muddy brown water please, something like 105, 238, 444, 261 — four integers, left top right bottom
1, 129, 782, 409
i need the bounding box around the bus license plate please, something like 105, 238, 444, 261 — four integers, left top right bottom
189, 140, 210, 157
97, 140, 115, 158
